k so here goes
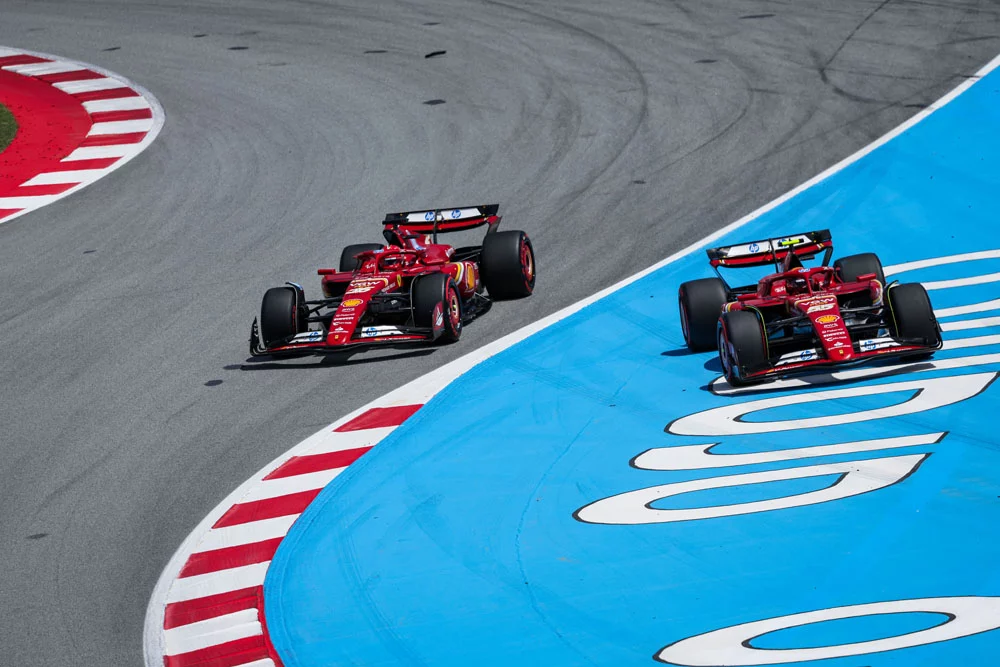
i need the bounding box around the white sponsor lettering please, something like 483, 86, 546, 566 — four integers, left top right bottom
657, 597, 1000, 666
575, 454, 925, 525
632, 433, 943, 471
669, 373, 996, 435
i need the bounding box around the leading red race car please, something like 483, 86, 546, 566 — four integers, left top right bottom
250, 205, 534, 357
678, 230, 943, 386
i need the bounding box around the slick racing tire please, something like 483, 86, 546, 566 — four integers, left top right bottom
481, 230, 535, 300
260, 285, 307, 348
679, 277, 729, 352
835, 252, 886, 287
717, 310, 768, 386
413, 273, 462, 343
888, 283, 941, 349
339, 243, 385, 272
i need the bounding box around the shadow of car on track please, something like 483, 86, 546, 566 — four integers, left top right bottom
229, 347, 436, 371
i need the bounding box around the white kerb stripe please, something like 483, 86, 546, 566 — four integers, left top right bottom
0, 47, 28, 58
307, 425, 397, 455
195, 515, 298, 553
166, 562, 269, 603
53, 77, 127, 93
3, 61, 87, 75
61, 145, 133, 161
242, 467, 345, 503
88, 118, 154, 135
22, 169, 108, 186
163, 609, 261, 656
0, 195, 63, 208
234, 660, 276, 667
83, 96, 149, 112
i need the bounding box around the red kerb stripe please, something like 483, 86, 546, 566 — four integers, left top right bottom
163, 636, 268, 667
335, 405, 423, 431
212, 489, 321, 528
163, 587, 260, 630
80, 132, 147, 146
90, 108, 153, 123
37, 69, 104, 83
0, 55, 49, 67
73, 88, 140, 102
179, 538, 282, 578
264, 446, 371, 480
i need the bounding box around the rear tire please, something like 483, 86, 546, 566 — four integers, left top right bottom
888, 283, 941, 349
835, 252, 886, 286
260, 285, 306, 347
412, 273, 462, 343
481, 230, 535, 300
679, 278, 729, 351
339, 243, 385, 272
717, 310, 768, 386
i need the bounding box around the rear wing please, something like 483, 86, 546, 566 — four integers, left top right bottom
707, 229, 833, 269
383, 205, 500, 239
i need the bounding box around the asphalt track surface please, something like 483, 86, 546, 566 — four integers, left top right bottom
1, 1, 999, 664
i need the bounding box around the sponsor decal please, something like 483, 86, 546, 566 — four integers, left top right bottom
861, 338, 877, 351
748, 242, 760, 253
424, 211, 435, 221
799, 349, 816, 361
342, 298, 363, 308
290, 331, 323, 343
435, 311, 444, 327
816, 314, 840, 324
451, 208, 462, 218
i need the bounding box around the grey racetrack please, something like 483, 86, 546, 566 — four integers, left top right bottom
1, 1, 999, 664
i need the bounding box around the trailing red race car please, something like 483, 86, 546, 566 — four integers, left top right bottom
250, 204, 535, 357
678, 229, 943, 386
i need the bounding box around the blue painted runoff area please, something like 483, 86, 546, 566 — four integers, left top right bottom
265, 68, 1000, 666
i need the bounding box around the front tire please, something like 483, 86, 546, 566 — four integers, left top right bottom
717, 310, 768, 386
679, 278, 729, 352
888, 283, 941, 349
481, 230, 535, 300
260, 285, 306, 347
412, 273, 462, 343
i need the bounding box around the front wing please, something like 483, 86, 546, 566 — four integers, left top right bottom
249, 319, 438, 357
736, 335, 942, 382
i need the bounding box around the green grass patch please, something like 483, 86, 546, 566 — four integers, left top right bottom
0, 103, 17, 153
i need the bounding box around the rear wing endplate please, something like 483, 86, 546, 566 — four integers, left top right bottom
383, 204, 500, 235
707, 229, 832, 269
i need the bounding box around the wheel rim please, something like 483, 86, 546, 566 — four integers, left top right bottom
718, 326, 736, 380
679, 301, 690, 343
520, 239, 535, 290
448, 288, 461, 330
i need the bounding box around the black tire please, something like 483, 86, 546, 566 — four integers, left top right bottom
260, 285, 306, 347
835, 252, 886, 286
339, 243, 385, 272
717, 310, 768, 386
678, 278, 729, 352
412, 273, 462, 343
888, 283, 941, 347
481, 230, 535, 300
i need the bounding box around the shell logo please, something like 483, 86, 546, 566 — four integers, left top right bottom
817, 314, 840, 324
342, 298, 363, 308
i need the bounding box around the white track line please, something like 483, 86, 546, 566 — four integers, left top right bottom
143, 45, 1000, 667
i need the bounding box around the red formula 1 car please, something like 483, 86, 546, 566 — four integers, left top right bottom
677, 230, 943, 386
250, 205, 535, 357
